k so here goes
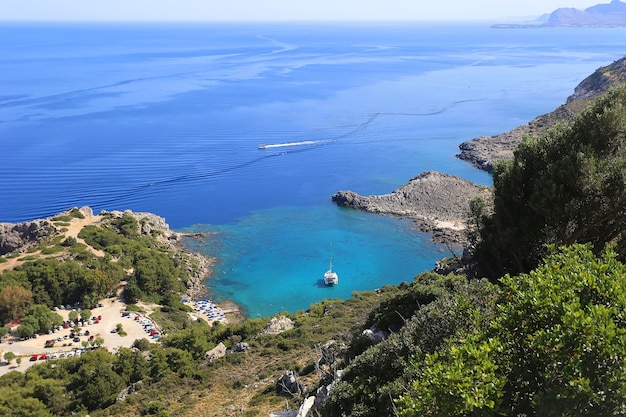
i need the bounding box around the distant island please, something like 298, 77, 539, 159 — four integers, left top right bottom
493, 0, 626, 28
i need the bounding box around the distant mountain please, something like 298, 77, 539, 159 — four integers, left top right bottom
493, 0, 626, 28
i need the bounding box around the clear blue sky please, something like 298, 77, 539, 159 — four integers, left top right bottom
0, 0, 606, 21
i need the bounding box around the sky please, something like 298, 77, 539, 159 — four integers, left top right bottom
0, 0, 607, 22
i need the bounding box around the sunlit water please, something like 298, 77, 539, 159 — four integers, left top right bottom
2, 22, 625, 316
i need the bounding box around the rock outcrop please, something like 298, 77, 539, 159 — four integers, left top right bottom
0, 206, 214, 300
332, 171, 492, 245
204, 342, 227, 364
458, 56, 626, 171
0, 219, 55, 256
262, 316, 295, 335
277, 370, 303, 396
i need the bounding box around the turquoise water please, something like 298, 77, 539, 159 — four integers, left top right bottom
2, 22, 626, 316
183, 206, 446, 318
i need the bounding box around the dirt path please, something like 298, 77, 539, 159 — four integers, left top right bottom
0, 212, 103, 274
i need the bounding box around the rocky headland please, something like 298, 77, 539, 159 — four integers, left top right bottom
332, 171, 492, 245
0, 206, 214, 300
331, 56, 626, 247
458, 56, 626, 171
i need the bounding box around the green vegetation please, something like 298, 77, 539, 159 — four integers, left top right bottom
3, 85, 626, 416
51, 208, 85, 222
397, 245, 626, 416
3, 352, 15, 364
474, 84, 626, 279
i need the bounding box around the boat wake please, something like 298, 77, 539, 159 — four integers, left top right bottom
258, 140, 316, 149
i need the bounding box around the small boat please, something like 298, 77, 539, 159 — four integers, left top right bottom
324, 244, 339, 286
258, 140, 315, 150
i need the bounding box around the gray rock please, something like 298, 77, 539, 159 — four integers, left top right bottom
332, 171, 492, 245
296, 396, 315, 417
458, 56, 626, 171
362, 327, 387, 343
204, 342, 226, 363
262, 316, 295, 335
0, 219, 54, 255
233, 342, 249, 352
277, 370, 302, 396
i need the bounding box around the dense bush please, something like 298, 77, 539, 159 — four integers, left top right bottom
324, 273, 497, 417
398, 245, 626, 416
475, 85, 626, 279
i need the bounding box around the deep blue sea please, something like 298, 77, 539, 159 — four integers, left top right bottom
2, 22, 625, 317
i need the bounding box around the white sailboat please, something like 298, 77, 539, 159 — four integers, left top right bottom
323, 244, 339, 286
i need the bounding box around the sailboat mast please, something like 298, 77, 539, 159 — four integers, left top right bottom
329, 243, 333, 271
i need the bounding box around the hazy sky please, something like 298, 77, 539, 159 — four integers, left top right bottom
0, 0, 607, 22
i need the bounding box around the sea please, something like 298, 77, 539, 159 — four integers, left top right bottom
2, 22, 625, 317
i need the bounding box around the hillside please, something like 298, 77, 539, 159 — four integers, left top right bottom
3, 60, 626, 417
458, 55, 626, 171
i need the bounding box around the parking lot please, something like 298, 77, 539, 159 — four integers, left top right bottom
0, 295, 160, 376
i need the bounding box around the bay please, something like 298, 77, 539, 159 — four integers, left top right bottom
2, 22, 625, 316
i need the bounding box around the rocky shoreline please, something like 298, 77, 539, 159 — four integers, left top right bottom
332, 171, 492, 245
0, 207, 225, 312
330, 57, 626, 246
457, 56, 626, 171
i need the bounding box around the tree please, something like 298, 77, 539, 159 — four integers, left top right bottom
65, 349, 123, 410
79, 309, 92, 322
4, 351, 15, 364
17, 316, 37, 338
25, 304, 63, 334
0, 285, 32, 322
68, 310, 79, 324
399, 245, 626, 416
475, 85, 626, 279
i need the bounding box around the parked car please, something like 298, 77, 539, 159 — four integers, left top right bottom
73, 337, 80, 342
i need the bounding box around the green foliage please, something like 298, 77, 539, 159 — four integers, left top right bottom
0, 258, 121, 309
324, 273, 497, 417
72, 351, 125, 410
399, 245, 626, 416
17, 304, 63, 336
476, 85, 626, 279
3, 351, 15, 363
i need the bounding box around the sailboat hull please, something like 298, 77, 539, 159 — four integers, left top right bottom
324, 270, 338, 286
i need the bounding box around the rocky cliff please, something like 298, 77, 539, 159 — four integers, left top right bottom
457, 56, 626, 171
0, 219, 55, 256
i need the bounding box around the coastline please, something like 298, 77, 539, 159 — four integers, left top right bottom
0, 207, 247, 323
457, 56, 626, 171
332, 171, 493, 246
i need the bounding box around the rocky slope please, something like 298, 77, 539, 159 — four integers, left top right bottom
457, 56, 626, 171
332, 171, 492, 245
0, 206, 213, 299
